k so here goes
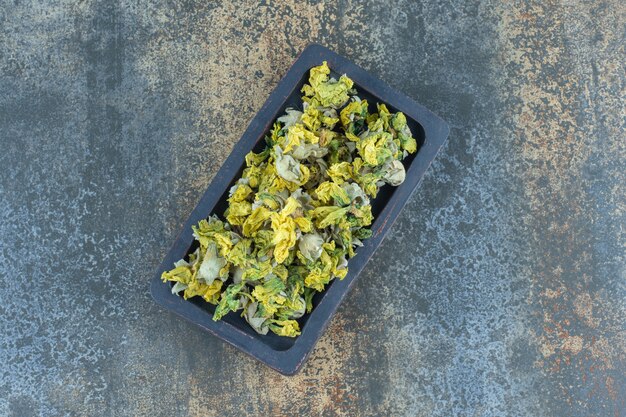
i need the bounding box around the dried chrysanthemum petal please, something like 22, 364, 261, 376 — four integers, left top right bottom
301, 61, 353, 107
161, 62, 419, 337
298, 233, 324, 263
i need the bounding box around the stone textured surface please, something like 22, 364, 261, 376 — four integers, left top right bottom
1, 1, 624, 416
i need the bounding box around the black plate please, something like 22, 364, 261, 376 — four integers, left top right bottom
150, 44, 449, 375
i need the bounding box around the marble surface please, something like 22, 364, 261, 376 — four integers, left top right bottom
0, 1, 624, 416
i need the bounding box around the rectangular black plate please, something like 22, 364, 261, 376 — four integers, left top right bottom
150, 44, 449, 375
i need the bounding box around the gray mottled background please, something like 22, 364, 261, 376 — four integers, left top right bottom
1, 1, 624, 416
